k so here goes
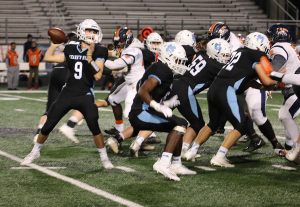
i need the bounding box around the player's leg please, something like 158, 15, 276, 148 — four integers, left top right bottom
105, 81, 128, 134
22, 93, 71, 165
79, 95, 114, 169
59, 110, 83, 143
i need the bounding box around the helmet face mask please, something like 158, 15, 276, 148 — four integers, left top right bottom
175, 30, 197, 49
146, 32, 163, 53
267, 24, 291, 43
244, 32, 270, 54
158, 42, 188, 75
76, 19, 102, 44
206, 38, 231, 64
208, 22, 230, 41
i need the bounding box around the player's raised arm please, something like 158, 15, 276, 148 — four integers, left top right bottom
44, 43, 65, 63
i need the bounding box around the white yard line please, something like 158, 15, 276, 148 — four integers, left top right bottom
272, 164, 297, 171
0, 149, 143, 207
11, 166, 66, 170
0, 90, 110, 94
195, 166, 216, 171
0, 93, 46, 102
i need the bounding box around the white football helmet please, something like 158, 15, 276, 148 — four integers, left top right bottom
175, 30, 196, 48
206, 38, 231, 64
244, 32, 270, 54
146, 32, 163, 53
76, 19, 103, 44
159, 42, 188, 75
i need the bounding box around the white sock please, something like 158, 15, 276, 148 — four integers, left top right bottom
97, 147, 108, 161
150, 132, 156, 137
191, 142, 200, 151
115, 124, 124, 132
182, 142, 190, 151
160, 152, 172, 165
69, 116, 79, 123
216, 146, 228, 158
172, 156, 181, 165
136, 136, 145, 146
32, 143, 43, 153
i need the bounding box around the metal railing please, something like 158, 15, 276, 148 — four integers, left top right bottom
0, 16, 300, 45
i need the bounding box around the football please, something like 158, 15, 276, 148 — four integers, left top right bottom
48, 27, 67, 44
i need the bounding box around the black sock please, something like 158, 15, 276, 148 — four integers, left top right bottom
258, 120, 278, 148
35, 128, 41, 135
115, 133, 124, 143
67, 120, 77, 128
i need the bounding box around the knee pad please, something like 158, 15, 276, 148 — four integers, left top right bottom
173, 126, 186, 134
252, 109, 267, 126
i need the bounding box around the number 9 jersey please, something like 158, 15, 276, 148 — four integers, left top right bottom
64, 41, 108, 95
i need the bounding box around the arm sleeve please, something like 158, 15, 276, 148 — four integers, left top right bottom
104, 58, 128, 70
271, 54, 287, 72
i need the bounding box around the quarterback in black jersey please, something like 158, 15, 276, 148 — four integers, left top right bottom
129, 42, 196, 181
185, 32, 278, 167
168, 38, 231, 157
21, 19, 114, 169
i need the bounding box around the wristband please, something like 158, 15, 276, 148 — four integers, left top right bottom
91, 61, 100, 72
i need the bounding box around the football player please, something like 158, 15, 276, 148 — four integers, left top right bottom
174, 30, 197, 65
267, 24, 300, 150
21, 19, 114, 169
184, 32, 277, 167
129, 42, 195, 181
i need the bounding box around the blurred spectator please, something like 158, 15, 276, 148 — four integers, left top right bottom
27, 41, 43, 89
5, 42, 19, 90
23, 34, 33, 62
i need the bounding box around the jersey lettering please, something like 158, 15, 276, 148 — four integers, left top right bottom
74, 62, 82, 79
187, 55, 207, 76
223, 51, 241, 71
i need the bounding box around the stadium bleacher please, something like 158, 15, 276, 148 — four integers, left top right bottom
0, 0, 269, 45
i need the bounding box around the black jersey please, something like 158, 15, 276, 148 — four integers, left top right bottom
214, 47, 267, 94
182, 51, 224, 94
182, 45, 196, 66
64, 41, 108, 95
131, 61, 173, 111
141, 48, 156, 70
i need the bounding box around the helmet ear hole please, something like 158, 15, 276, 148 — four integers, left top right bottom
76, 19, 102, 44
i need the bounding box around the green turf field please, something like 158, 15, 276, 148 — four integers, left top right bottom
0, 90, 299, 207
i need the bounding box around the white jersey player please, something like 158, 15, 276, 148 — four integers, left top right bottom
105, 27, 145, 119
268, 24, 300, 149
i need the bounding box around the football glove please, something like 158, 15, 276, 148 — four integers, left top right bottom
163, 95, 180, 109
150, 100, 172, 118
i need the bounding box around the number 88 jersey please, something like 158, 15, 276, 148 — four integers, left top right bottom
216, 47, 266, 94
182, 51, 224, 94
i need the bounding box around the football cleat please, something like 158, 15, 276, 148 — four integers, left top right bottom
183, 147, 198, 161
170, 164, 197, 175
104, 127, 120, 135
274, 143, 286, 157
210, 155, 235, 168
59, 124, 79, 144
101, 159, 114, 169
144, 136, 161, 144
129, 140, 141, 157
285, 144, 300, 161
20, 151, 40, 165
153, 159, 180, 181
106, 137, 120, 154
243, 138, 265, 152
